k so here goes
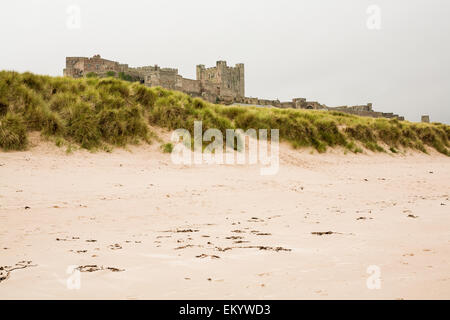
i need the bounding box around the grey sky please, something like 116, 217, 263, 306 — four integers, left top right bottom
1, 0, 449, 123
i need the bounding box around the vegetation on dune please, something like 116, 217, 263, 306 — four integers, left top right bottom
0, 71, 449, 155
85, 72, 98, 78
0, 113, 28, 150
161, 142, 174, 153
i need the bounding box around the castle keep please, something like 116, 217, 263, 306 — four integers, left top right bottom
64, 55, 403, 120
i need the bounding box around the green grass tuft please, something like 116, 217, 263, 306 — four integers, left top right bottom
161, 142, 174, 153
389, 146, 398, 153
0, 113, 28, 151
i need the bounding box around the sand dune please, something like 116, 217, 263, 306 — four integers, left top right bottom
0, 138, 449, 299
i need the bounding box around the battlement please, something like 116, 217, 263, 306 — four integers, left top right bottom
63, 55, 130, 78
196, 60, 245, 98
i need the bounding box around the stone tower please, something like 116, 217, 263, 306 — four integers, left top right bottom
196, 61, 245, 101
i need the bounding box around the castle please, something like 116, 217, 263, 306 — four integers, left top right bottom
64, 55, 404, 120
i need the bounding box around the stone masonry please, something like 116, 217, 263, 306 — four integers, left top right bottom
64, 55, 404, 120
64, 55, 244, 104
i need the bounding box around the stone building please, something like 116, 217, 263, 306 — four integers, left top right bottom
64, 55, 244, 104
64, 55, 141, 79
421, 115, 430, 123
63, 55, 404, 120
196, 61, 245, 103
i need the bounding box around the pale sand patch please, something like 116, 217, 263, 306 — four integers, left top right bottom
0, 137, 449, 299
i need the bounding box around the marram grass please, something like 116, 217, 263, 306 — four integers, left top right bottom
0, 71, 449, 155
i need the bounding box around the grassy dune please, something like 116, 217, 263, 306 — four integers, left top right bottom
0, 71, 449, 155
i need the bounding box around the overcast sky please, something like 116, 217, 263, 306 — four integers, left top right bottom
1, 0, 449, 123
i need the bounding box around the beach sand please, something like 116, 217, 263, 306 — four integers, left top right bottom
0, 135, 449, 299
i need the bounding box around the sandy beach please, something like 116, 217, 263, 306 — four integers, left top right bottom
0, 135, 449, 300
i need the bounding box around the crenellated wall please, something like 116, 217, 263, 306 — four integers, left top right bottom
64, 55, 138, 78
196, 61, 244, 100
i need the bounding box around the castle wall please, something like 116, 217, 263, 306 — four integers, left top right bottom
63, 55, 403, 120
334, 103, 373, 112
181, 78, 201, 95
199, 80, 220, 103
64, 55, 140, 79
65, 55, 118, 77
